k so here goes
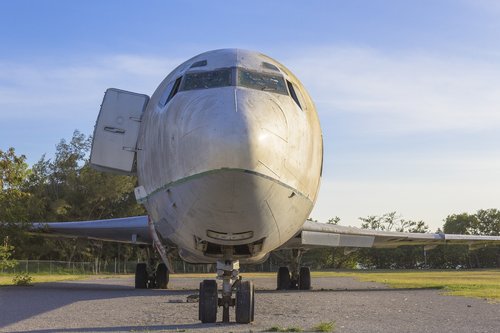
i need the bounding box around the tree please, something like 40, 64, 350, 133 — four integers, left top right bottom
0, 148, 35, 251
443, 213, 476, 235
358, 212, 429, 269
0, 237, 17, 270
360, 212, 428, 233
431, 211, 500, 268
474, 209, 500, 267
0, 147, 32, 223
2, 131, 146, 263
474, 209, 500, 236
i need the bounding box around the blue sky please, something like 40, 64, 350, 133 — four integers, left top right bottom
1, 0, 500, 230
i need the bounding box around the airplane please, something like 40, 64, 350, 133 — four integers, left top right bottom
31, 49, 500, 324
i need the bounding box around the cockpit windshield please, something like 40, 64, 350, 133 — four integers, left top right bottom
179, 67, 288, 96
182, 68, 232, 91
237, 69, 287, 95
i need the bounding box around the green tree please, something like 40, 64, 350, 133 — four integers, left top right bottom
443, 213, 476, 234
0, 148, 36, 251
0, 237, 17, 270
429, 211, 500, 268
2, 131, 146, 263
474, 209, 500, 236
474, 209, 500, 267
358, 212, 429, 269
360, 211, 428, 233
0, 147, 31, 223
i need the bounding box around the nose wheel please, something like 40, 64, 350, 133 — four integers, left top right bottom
235, 280, 255, 323
199, 280, 218, 323
198, 260, 255, 324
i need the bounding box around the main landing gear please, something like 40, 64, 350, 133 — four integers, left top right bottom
276, 249, 311, 290
199, 260, 255, 324
277, 266, 310, 290
135, 248, 170, 289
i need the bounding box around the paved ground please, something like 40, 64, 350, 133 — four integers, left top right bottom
0, 275, 498, 333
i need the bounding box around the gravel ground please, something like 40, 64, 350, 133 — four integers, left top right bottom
0, 275, 498, 333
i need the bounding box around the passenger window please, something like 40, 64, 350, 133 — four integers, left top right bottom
287, 80, 302, 110
158, 76, 182, 107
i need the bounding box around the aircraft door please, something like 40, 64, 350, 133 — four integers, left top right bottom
90, 88, 150, 175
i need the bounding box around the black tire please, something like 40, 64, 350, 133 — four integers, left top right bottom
135, 263, 148, 289
277, 266, 290, 290
155, 263, 169, 289
236, 281, 255, 323
299, 266, 311, 290
199, 280, 218, 323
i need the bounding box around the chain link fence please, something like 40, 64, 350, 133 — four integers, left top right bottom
1, 259, 281, 275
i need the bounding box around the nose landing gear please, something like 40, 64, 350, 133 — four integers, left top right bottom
199, 259, 255, 324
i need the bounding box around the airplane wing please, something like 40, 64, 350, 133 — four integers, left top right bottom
29, 215, 152, 245
281, 220, 500, 250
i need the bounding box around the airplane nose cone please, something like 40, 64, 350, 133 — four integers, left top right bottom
177, 88, 288, 178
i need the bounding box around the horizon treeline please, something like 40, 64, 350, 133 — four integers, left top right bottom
1, 131, 499, 269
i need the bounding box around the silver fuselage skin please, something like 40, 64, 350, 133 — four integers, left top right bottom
136, 49, 323, 263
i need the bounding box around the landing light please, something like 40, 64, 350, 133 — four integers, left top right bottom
207, 230, 254, 241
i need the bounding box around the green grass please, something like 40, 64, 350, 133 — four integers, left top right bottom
311, 269, 500, 301
2, 269, 498, 301
180, 270, 499, 301
0, 273, 131, 286
264, 322, 335, 332
312, 321, 336, 332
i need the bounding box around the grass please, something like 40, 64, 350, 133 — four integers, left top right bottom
0, 273, 130, 286
170, 270, 500, 301
312, 269, 500, 301
312, 322, 336, 332
2, 269, 498, 301
264, 322, 335, 332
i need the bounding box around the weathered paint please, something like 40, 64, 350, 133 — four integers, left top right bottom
136, 49, 323, 263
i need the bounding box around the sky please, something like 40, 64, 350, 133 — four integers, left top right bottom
1, 0, 500, 230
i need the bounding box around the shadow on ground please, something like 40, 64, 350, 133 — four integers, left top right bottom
0, 281, 174, 329
5, 323, 221, 333
0, 277, 439, 331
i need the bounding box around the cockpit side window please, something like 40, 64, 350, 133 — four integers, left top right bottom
158, 76, 182, 107
181, 68, 232, 91
286, 80, 303, 110
237, 69, 287, 95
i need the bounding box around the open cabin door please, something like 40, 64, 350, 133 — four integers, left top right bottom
90, 88, 149, 175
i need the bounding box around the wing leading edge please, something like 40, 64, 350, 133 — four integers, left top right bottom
282, 220, 500, 250
30, 215, 152, 245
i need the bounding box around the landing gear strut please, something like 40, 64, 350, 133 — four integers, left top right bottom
198, 259, 255, 323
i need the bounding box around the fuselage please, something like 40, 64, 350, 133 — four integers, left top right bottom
136, 49, 323, 263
